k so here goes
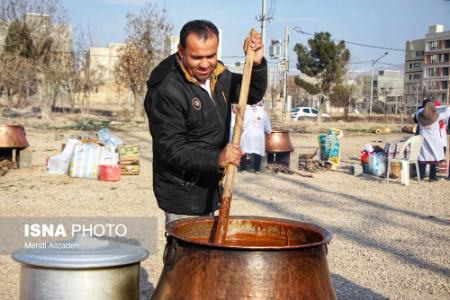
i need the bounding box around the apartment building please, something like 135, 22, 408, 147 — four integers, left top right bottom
354, 70, 403, 113
89, 43, 125, 83
404, 25, 450, 113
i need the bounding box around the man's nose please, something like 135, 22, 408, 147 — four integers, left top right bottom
199, 58, 209, 68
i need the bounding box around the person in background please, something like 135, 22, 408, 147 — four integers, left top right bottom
416, 101, 450, 181
413, 98, 432, 135
144, 20, 267, 226
434, 101, 448, 155
239, 101, 272, 173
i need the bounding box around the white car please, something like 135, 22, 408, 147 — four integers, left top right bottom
291, 107, 330, 120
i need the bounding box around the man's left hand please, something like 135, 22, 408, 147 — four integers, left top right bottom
243, 31, 264, 65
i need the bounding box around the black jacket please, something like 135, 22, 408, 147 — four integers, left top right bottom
144, 54, 267, 214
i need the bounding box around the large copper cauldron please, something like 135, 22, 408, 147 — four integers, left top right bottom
152, 216, 336, 300
0, 125, 29, 148
265, 130, 294, 152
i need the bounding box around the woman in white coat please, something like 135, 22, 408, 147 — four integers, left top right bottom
416, 101, 450, 181
240, 101, 272, 173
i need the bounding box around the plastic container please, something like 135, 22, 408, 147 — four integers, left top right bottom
438, 160, 448, 175
98, 165, 121, 181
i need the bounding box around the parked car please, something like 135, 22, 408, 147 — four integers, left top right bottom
291, 107, 331, 120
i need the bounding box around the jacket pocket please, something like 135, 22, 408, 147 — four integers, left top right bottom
158, 168, 200, 190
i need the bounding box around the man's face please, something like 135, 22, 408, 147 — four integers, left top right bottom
178, 33, 218, 83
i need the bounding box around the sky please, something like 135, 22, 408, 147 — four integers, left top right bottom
60, 0, 450, 73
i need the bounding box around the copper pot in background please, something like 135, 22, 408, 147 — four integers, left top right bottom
265, 129, 294, 152
152, 216, 336, 300
0, 125, 29, 148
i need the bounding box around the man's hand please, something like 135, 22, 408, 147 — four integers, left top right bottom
243, 31, 264, 65
218, 143, 244, 168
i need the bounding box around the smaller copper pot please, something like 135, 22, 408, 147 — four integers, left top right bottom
266, 129, 294, 152
0, 125, 29, 148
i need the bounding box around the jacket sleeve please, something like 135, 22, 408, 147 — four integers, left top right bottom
229, 57, 268, 105
148, 85, 221, 173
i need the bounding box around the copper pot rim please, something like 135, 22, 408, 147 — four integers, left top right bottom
270, 129, 290, 133
266, 149, 294, 153
0, 124, 25, 128
167, 215, 332, 250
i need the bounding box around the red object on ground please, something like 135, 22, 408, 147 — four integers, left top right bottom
98, 165, 121, 181
438, 160, 448, 175
360, 151, 369, 164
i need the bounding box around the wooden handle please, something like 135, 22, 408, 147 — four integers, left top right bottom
214, 29, 257, 244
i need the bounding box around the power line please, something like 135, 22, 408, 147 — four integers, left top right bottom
268, 0, 277, 19
292, 27, 413, 53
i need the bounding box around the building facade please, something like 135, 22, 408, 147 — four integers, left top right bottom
88, 43, 133, 106
354, 70, 404, 113
404, 25, 450, 113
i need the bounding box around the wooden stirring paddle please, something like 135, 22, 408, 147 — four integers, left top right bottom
214, 29, 258, 244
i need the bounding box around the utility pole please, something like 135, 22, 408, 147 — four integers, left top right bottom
257, 0, 272, 56
282, 25, 289, 114
416, 82, 419, 111
369, 52, 389, 117
261, 0, 266, 54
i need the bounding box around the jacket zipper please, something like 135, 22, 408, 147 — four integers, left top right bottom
210, 92, 225, 128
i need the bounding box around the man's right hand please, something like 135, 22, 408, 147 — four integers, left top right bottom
218, 143, 243, 168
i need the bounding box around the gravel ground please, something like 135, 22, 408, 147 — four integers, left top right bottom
0, 126, 449, 299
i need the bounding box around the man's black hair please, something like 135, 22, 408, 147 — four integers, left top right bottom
179, 20, 219, 48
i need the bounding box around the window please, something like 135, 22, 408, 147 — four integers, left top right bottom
445, 40, 450, 49
443, 67, 449, 76
430, 55, 439, 64
443, 53, 449, 63
409, 63, 413, 69
428, 68, 436, 77
303, 108, 311, 113
413, 63, 421, 69
311, 109, 318, 114
416, 51, 424, 57
409, 74, 412, 80
443, 81, 448, 89
413, 74, 421, 80
430, 41, 437, 51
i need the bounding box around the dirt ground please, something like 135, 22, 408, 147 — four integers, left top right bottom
0, 116, 449, 299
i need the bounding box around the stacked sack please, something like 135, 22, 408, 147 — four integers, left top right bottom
119, 145, 140, 175
318, 128, 343, 169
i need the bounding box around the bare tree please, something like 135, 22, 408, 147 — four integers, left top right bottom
63, 25, 105, 114
77, 52, 105, 114
0, 54, 35, 107
0, 0, 72, 119
115, 2, 172, 120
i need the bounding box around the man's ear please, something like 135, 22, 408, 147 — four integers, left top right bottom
177, 44, 184, 58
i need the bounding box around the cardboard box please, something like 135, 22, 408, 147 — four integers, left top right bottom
120, 159, 140, 166
120, 164, 140, 175
389, 162, 401, 178
119, 144, 140, 162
